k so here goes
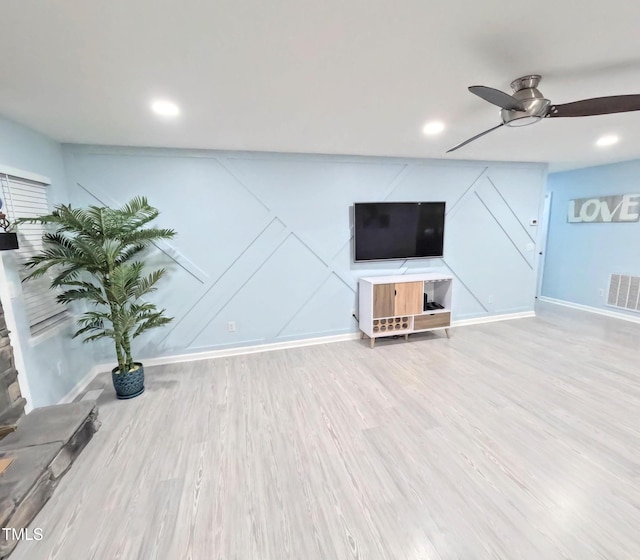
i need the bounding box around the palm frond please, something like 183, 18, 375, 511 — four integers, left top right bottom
82, 331, 116, 343
50, 264, 89, 287
73, 312, 109, 338
114, 243, 146, 266
133, 268, 166, 298
56, 282, 107, 306
133, 313, 173, 338
119, 227, 176, 245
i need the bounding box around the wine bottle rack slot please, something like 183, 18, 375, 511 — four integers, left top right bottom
371, 316, 410, 333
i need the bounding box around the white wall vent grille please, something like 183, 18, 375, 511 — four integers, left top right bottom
608, 274, 640, 312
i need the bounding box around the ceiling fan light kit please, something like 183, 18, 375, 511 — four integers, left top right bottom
447, 74, 640, 152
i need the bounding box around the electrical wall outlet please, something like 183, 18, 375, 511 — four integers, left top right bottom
487, 295, 494, 304
599, 288, 604, 297
227, 321, 236, 333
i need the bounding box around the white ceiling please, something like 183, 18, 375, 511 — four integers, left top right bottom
2, 0, 640, 170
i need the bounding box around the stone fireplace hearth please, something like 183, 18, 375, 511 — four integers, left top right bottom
0, 300, 26, 432
0, 295, 100, 558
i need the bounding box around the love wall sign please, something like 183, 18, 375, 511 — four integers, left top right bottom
568, 194, 640, 223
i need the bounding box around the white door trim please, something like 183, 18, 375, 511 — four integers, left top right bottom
536, 191, 552, 298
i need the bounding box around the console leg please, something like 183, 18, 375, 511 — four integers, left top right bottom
404, 334, 409, 341
360, 331, 365, 339
445, 328, 450, 339
370, 337, 375, 349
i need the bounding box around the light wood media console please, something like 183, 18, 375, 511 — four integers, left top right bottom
358, 273, 453, 348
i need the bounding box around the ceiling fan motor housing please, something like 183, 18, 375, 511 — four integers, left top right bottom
501, 74, 550, 127
450, 73, 640, 152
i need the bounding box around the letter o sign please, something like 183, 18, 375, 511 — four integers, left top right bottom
580, 199, 600, 222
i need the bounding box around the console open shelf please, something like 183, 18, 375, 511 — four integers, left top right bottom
358, 272, 453, 348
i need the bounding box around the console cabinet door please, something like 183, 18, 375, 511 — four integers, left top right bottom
373, 281, 423, 318
394, 282, 423, 315
373, 284, 395, 318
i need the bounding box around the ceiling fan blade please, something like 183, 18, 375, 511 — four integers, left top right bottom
446, 123, 505, 153
548, 94, 640, 118
469, 86, 525, 111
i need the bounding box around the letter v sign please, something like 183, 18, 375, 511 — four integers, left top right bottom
599, 199, 624, 222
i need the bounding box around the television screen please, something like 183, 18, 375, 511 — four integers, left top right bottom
354, 202, 445, 261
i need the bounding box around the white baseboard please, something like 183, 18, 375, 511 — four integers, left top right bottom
538, 296, 640, 324
62, 310, 537, 402
136, 332, 363, 368
75, 332, 363, 392
57, 363, 105, 405
452, 310, 535, 327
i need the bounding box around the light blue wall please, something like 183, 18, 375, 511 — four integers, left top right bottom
0, 114, 98, 408
542, 159, 640, 315
64, 145, 546, 361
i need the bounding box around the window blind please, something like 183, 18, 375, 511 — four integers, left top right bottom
0, 173, 66, 333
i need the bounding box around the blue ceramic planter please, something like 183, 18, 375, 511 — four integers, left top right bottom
111, 363, 145, 399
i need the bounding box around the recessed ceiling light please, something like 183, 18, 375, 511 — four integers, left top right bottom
595, 134, 619, 147
423, 121, 445, 135
151, 100, 180, 117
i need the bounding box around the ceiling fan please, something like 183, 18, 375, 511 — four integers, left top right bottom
447, 74, 640, 152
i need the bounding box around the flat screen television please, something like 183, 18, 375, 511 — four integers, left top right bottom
354, 202, 445, 262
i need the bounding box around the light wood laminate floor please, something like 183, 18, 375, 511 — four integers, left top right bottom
13, 303, 640, 559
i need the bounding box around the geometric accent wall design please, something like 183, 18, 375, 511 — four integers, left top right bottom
63, 147, 546, 359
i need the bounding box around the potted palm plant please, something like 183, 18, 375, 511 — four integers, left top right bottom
16, 196, 176, 399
